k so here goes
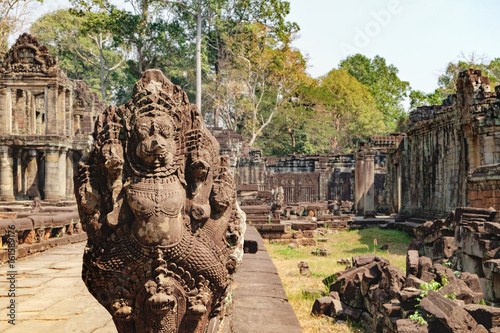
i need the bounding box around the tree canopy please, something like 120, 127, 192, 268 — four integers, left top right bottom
25, 2, 488, 157
339, 54, 410, 132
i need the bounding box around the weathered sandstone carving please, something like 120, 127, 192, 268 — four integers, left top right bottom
75, 69, 245, 332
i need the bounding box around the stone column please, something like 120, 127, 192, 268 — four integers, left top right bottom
396, 164, 401, 213
364, 152, 375, 217
46, 84, 58, 135
25, 149, 40, 198
44, 147, 61, 200
0, 146, 15, 201
354, 152, 365, 215
65, 150, 74, 199
0, 87, 11, 134
13, 149, 22, 196
58, 148, 68, 199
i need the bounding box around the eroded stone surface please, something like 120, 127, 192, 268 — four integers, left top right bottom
75, 70, 245, 333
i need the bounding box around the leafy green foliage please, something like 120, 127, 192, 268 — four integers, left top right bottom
339, 54, 410, 132
409, 310, 428, 326
419, 280, 441, 292
31, 8, 127, 103
445, 293, 456, 300
409, 89, 444, 110
437, 53, 499, 97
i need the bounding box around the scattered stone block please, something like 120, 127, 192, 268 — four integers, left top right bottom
343, 306, 362, 321
407, 250, 419, 276
298, 261, 310, 276
418, 256, 432, 279
484, 222, 500, 237
460, 272, 482, 293
464, 304, 500, 330
419, 290, 478, 332
460, 252, 484, 277
311, 247, 330, 256
337, 258, 351, 265
438, 279, 482, 304
311, 296, 334, 316
394, 319, 428, 333
330, 299, 345, 317
405, 275, 426, 289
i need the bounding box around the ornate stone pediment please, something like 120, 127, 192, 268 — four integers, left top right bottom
1, 33, 58, 75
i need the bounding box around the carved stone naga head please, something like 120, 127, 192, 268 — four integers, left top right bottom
75, 69, 246, 333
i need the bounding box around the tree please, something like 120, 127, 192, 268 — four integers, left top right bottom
208, 22, 307, 148
159, 0, 220, 112
339, 54, 410, 132
409, 89, 444, 109
68, 0, 192, 104
314, 69, 385, 153
0, 0, 42, 53
438, 53, 498, 96
31, 9, 126, 103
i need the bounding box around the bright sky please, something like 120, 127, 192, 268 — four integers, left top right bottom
28, 0, 500, 94
287, 0, 500, 93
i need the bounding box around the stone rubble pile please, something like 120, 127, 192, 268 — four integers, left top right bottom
312, 253, 500, 332
311, 206, 500, 332
412, 207, 500, 305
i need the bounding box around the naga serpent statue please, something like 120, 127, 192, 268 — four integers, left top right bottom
75, 69, 246, 333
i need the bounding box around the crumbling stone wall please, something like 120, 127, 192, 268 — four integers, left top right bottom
387, 70, 500, 219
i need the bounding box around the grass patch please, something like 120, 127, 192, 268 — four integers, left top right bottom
264, 227, 412, 333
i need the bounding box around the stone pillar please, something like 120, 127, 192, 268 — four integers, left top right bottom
26, 149, 40, 198
44, 147, 61, 200
364, 152, 375, 217
46, 84, 58, 135
13, 149, 22, 196
396, 164, 401, 213
65, 150, 74, 199
354, 152, 365, 215
0, 87, 10, 134
58, 148, 68, 199
0, 146, 15, 201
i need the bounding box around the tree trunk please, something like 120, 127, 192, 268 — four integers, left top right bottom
195, 1, 202, 112
288, 128, 295, 154
97, 33, 106, 103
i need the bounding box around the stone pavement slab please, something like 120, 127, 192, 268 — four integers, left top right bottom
1, 229, 302, 332
0, 242, 114, 333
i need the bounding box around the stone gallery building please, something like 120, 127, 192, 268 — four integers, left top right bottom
0, 34, 104, 201
384, 69, 500, 218
211, 127, 389, 212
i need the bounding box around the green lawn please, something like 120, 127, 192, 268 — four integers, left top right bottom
265, 228, 413, 333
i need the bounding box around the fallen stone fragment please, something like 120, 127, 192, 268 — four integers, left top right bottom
459, 272, 482, 293
463, 304, 500, 330
405, 274, 426, 289
419, 290, 478, 332
418, 256, 432, 279
394, 319, 428, 333
343, 306, 362, 321
311, 296, 334, 316
298, 261, 311, 276
337, 258, 351, 265
437, 279, 482, 304
407, 250, 419, 276
311, 247, 330, 256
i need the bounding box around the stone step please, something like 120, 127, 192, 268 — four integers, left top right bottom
407, 217, 429, 224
